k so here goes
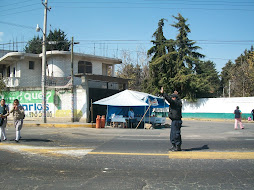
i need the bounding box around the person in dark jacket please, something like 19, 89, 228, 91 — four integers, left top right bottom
161, 87, 182, 151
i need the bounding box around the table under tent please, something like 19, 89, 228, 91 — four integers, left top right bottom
93, 90, 169, 128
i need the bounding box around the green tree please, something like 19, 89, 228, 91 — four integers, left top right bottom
145, 18, 176, 95
144, 14, 210, 100
221, 47, 254, 97
147, 19, 168, 60
230, 48, 254, 97
220, 60, 234, 96
195, 60, 220, 97
24, 36, 42, 54
24, 29, 70, 54
117, 63, 144, 91
47, 29, 70, 51
172, 13, 204, 72
117, 50, 145, 91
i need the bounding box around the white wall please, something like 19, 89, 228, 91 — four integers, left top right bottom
19, 59, 41, 87
47, 56, 70, 77
92, 61, 102, 75
55, 87, 88, 122
183, 97, 254, 114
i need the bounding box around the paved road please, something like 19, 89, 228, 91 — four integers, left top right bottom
0, 120, 254, 190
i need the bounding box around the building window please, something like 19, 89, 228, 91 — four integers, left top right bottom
7, 66, 10, 77
78, 61, 92, 74
85, 61, 92, 74
78, 61, 85, 74
29, 61, 35, 70
13, 67, 15, 76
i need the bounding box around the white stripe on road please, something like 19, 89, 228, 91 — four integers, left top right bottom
0, 143, 93, 157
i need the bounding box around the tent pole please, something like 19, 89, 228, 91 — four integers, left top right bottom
144, 106, 146, 129
149, 106, 151, 124
106, 105, 108, 127
136, 104, 151, 129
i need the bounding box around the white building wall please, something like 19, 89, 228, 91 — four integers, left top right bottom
47, 56, 70, 77
76, 87, 88, 120
19, 59, 41, 87
92, 61, 102, 75
54, 87, 88, 122
183, 97, 254, 114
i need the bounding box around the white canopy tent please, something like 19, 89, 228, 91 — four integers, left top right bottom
93, 90, 168, 127
93, 89, 161, 106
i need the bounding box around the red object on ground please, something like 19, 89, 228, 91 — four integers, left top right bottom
96, 115, 101, 128
100, 115, 106, 128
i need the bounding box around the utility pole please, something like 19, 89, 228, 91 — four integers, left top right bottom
71, 37, 74, 122
229, 80, 231, 98
42, 0, 50, 123
71, 37, 79, 122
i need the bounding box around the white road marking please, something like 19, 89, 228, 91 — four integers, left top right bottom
0, 144, 93, 157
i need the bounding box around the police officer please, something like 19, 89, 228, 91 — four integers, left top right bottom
161, 87, 182, 151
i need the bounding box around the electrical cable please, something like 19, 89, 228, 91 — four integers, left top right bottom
1, 3, 40, 13
0, 21, 35, 30
0, 8, 41, 16
0, 0, 35, 7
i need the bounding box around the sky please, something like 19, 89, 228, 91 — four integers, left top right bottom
1, 0, 254, 73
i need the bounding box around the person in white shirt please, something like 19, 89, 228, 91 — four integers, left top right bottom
128, 108, 134, 119
128, 108, 136, 128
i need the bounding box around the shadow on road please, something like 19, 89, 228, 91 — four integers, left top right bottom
183, 144, 209, 151
10, 139, 52, 142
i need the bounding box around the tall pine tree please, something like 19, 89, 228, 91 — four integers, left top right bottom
144, 14, 220, 100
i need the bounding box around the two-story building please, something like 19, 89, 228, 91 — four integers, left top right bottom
0, 50, 128, 122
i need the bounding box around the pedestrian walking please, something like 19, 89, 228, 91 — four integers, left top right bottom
251, 109, 254, 121
9, 99, 25, 142
234, 106, 244, 130
0, 99, 9, 142
161, 87, 182, 151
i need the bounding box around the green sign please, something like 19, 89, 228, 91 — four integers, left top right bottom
0, 90, 55, 104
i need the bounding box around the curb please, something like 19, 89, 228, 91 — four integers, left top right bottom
23, 123, 94, 128
7, 122, 94, 128
171, 118, 254, 123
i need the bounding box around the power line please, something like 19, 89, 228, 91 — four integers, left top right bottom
1, 3, 39, 13
0, 0, 35, 7
51, 1, 254, 5
76, 39, 254, 42
145, 0, 254, 4
52, 5, 254, 11
0, 21, 35, 30
0, 8, 41, 16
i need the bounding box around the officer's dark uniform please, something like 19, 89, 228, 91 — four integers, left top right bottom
162, 93, 182, 151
